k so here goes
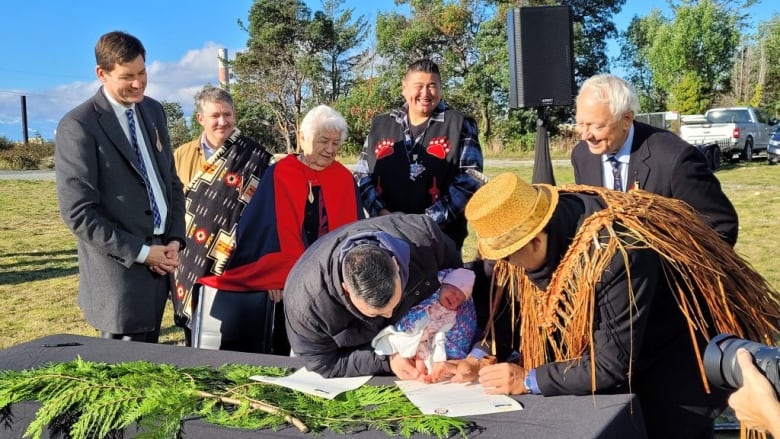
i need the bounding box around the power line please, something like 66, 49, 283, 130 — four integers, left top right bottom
0, 89, 53, 98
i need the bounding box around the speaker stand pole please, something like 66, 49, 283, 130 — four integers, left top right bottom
531, 106, 556, 185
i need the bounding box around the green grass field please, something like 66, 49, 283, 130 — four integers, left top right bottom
1, 161, 778, 350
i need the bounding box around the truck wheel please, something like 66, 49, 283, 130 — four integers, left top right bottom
742, 137, 753, 162
711, 145, 722, 170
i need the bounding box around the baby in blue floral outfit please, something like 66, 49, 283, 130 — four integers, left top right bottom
372, 268, 477, 380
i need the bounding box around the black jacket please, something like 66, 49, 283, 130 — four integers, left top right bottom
486, 193, 727, 439
284, 214, 462, 377
572, 121, 739, 246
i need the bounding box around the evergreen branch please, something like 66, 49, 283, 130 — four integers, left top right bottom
0, 360, 471, 439
197, 389, 309, 433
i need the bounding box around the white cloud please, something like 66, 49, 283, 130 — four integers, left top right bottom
0, 42, 238, 141
146, 41, 233, 113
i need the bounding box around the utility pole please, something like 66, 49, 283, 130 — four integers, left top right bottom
21, 95, 29, 145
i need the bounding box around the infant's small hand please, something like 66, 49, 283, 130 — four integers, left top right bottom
452, 357, 480, 383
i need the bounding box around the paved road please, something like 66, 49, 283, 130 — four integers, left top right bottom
0, 169, 57, 181
0, 159, 571, 181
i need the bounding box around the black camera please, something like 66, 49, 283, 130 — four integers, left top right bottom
703, 333, 780, 397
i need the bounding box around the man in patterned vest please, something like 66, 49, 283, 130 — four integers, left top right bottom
354, 59, 483, 251
171, 85, 274, 347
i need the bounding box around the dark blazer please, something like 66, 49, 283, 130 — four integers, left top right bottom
537, 194, 728, 439
571, 121, 739, 245
486, 193, 729, 438
55, 88, 186, 334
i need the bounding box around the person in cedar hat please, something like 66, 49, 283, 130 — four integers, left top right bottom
437, 172, 780, 439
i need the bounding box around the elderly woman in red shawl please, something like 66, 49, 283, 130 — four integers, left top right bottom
196, 105, 364, 355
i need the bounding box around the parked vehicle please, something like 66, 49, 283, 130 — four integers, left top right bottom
635, 111, 677, 130
679, 107, 778, 162
768, 128, 780, 165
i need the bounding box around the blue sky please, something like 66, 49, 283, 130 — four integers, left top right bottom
0, 0, 776, 141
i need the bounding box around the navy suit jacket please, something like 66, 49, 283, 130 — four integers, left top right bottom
571, 121, 739, 245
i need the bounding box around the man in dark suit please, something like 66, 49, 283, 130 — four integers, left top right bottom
571, 73, 738, 246
55, 31, 186, 343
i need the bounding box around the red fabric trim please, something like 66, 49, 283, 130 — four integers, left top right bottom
199, 155, 358, 291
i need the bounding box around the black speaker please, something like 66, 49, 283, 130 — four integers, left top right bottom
507, 6, 575, 109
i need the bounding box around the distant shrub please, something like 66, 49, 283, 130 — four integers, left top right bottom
551, 129, 581, 154
0, 140, 55, 170
0, 136, 14, 150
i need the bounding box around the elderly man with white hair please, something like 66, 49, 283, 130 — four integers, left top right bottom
570, 73, 738, 246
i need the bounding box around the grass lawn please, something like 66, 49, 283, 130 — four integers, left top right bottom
1, 160, 778, 350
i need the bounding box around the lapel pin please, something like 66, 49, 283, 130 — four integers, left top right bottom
155, 127, 163, 152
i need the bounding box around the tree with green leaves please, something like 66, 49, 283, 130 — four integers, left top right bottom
562, 0, 626, 82
645, 0, 739, 114
465, 6, 510, 148
670, 71, 710, 114
317, 0, 370, 103
616, 11, 667, 112
232, 0, 330, 153
748, 14, 780, 113
161, 100, 190, 148
332, 75, 397, 155
232, 0, 370, 153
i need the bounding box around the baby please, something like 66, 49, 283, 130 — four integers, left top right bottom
372, 268, 477, 381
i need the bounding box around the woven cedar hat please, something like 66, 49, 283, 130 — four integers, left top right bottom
465, 172, 559, 260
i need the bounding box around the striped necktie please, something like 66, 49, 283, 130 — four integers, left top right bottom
607, 155, 623, 192
126, 108, 162, 228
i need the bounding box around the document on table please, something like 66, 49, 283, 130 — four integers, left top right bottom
249, 367, 371, 400
395, 380, 523, 417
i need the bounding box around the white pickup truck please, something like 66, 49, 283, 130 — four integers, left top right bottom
679, 107, 778, 162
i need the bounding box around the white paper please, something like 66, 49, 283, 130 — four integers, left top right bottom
395, 380, 523, 417
249, 367, 372, 400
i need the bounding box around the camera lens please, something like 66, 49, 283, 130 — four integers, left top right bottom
703, 333, 780, 397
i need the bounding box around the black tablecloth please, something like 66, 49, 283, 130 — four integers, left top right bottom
0, 334, 647, 438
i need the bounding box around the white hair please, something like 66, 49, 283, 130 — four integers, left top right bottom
577, 74, 639, 120
299, 105, 348, 142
